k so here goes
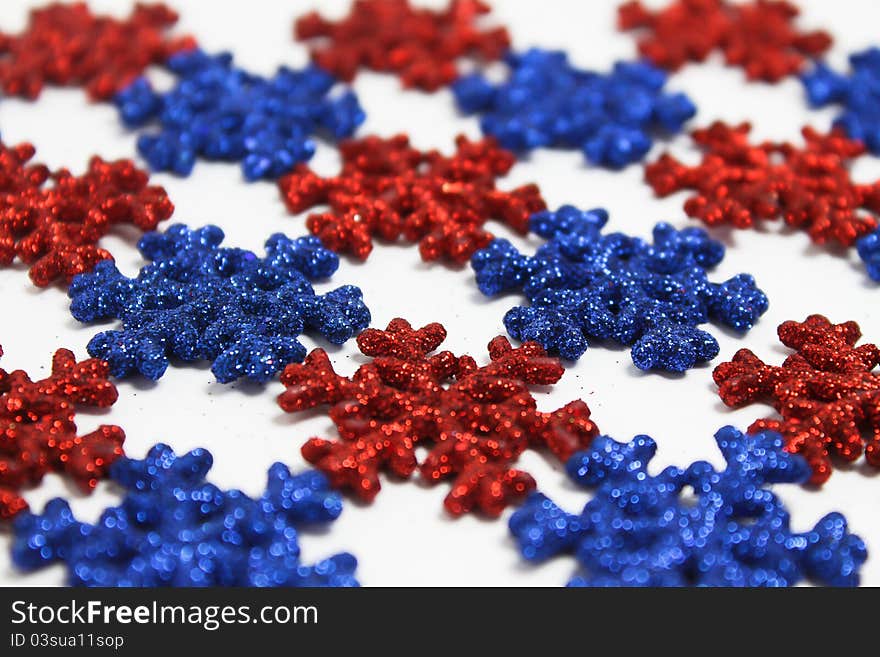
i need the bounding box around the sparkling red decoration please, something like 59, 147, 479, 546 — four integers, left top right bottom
277, 319, 599, 516
0, 140, 174, 287
645, 122, 880, 249
0, 345, 124, 520
294, 0, 510, 91
714, 315, 880, 485
618, 0, 831, 82
0, 2, 195, 100
278, 134, 546, 264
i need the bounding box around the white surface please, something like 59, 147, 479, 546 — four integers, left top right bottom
0, 0, 878, 587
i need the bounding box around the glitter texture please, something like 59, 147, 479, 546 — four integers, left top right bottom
857, 228, 880, 281
278, 318, 599, 516
12, 443, 358, 586
278, 134, 545, 264
510, 426, 866, 586
618, 0, 831, 82
114, 48, 364, 180
714, 314, 880, 484
802, 48, 880, 155
0, 2, 195, 100
453, 49, 696, 168
0, 345, 123, 520
471, 205, 768, 371
0, 140, 174, 287
294, 0, 509, 91
646, 122, 880, 251
67, 223, 370, 383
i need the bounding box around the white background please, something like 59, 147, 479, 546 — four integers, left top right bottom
1, 0, 878, 587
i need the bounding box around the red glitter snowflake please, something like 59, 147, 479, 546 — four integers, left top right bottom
645, 122, 880, 248
294, 0, 510, 91
0, 2, 195, 100
277, 318, 599, 516
278, 134, 545, 264
0, 345, 125, 520
0, 140, 174, 287
618, 0, 831, 82
714, 315, 880, 485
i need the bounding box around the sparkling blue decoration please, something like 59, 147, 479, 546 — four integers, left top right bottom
471, 206, 767, 372
114, 48, 365, 180
802, 48, 880, 154
11, 444, 358, 586
452, 49, 696, 168
857, 228, 880, 281
68, 223, 371, 383
510, 426, 867, 587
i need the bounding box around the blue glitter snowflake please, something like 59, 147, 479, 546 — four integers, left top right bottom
802, 48, 880, 154
452, 49, 696, 168
114, 48, 365, 180
510, 426, 867, 587
857, 228, 880, 281
68, 223, 371, 383
11, 443, 358, 586
471, 205, 768, 371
